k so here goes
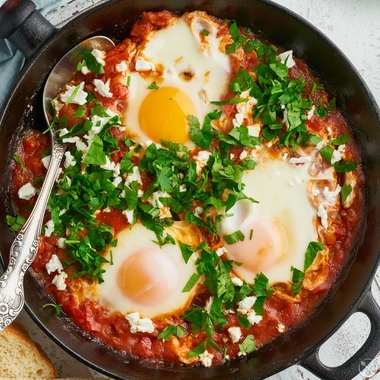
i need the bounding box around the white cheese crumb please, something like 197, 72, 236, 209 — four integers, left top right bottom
135, 56, 156, 72
237, 296, 257, 315
93, 78, 113, 98
231, 277, 243, 287
288, 156, 312, 165
307, 105, 316, 120
194, 206, 204, 218
247, 125, 261, 137
228, 326, 242, 343
312, 188, 320, 196
179, 184, 187, 192
64, 151, 76, 168
52, 271, 68, 291
216, 246, 227, 257
317, 205, 328, 229
331, 149, 343, 165
91, 48, 106, 65
41, 155, 51, 169
57, 238, 66, 249
116, 61, 128, 72
199, 350, 214, 367
323, 185, 342, 204
60, 81, 87, 105
277, 323, 286, 333
194, 150, 211, 175
18, 183, 36, 200
45, 254, 63, 274
44, 219, 55, 237
316, 140, 325, 150
247, 310, 263, 325
122, 209, 134, 224
125, 166, 143, 186
81, 65, 90, 75
125, 312, 155, 333
239, 150, 248, 160
277, 50, 296, 68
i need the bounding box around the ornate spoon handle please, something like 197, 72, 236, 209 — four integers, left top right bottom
0, 136, 65, 330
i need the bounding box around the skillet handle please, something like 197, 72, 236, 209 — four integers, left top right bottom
0, 0, 57, 59
300, 289, 380, 379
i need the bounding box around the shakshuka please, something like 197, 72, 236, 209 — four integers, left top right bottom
9, 11, 364, 367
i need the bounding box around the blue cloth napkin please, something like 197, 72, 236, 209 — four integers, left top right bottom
0, 0, 61, 110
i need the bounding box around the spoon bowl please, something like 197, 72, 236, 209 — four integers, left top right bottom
0, 36, 115, 330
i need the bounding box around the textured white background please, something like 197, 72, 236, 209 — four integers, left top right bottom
15, 0, 380, 379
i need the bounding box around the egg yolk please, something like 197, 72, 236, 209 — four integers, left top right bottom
226, 216, 288, 274
117, 248, 179, 306
139, 86, 195, 144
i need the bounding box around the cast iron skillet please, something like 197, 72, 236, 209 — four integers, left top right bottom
0, 0, 380, 379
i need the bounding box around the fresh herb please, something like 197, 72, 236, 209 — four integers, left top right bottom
238, 334, 256, 354
341, 184, 353, 204
158, 324, 187, 341
290, 242, 325, 296
147, 81, 159, 90
13, 155, 26, 172
77, 50, 104, 74
42, 303, 62, 314
6, 214, 26, 232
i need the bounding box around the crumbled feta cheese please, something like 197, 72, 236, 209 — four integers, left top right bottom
64, 151, 76, 168
231, 277, 243, 287
91, 48, 106, 65
316, 140, 325, 150
113, 176, 123, 187
228, 326, 242, 343
93, 78, 113, 98
288, 156, 312, 165
247, 310, 263, 325
116, 61, 128, 72
148, 191, 170, 214
179, 184, 187, 192
122, 209, 134, 224
277, 323, 286, 333
277, 50, 296, 68
205, 296, 214, 313
125, 312, 155, 333
100, 156, 120, 177
194, 150, 211, 175
125, 166, 143, 186
135, 56, 156, 72
60, 81, 87, 105
81, 65, 91, 75
312, 188, 320, 196
239, 150, 248, 160
44, 219, 55, 237
317, 205, 328, 229
233, 112, 244, 127
57, 238, 66, 249
323, 185, 341, 204
331, 149, 343, 165
41, 155, 51, 169
194, 206, 204, 218
237, 296, 257, 315
45, 254, 63, 274
18, 183, 36, 200
52, 271, 68, 291
216, 246, 227, 257
199, 350, 214, 367
247, 125, 261, 137
307, 105, 316, 120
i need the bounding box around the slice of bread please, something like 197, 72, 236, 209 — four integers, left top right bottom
0, 321, 57, 379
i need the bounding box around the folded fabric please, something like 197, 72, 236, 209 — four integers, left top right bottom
0, 0, 62, 110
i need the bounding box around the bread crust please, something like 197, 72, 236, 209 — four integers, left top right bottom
0, 321, 57, 379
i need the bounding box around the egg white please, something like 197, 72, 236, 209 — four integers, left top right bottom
221, 149, 319, 285
122, 14, 231, 146
96, 222, 200, 319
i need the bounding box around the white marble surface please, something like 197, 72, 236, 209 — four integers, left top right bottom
9, 0, 380, 379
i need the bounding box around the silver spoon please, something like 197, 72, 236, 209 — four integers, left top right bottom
0, 36, 115, 330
